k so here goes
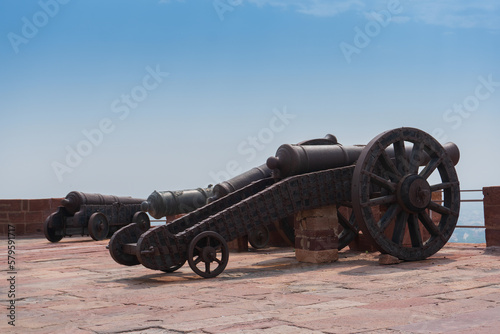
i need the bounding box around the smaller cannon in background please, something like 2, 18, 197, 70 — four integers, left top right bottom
44, 191, 147, 242
141, 187, 214, 219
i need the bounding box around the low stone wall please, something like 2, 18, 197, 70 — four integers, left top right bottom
3, 186, 499, 249
484, 186, 500, 247
0, 198, 63, 236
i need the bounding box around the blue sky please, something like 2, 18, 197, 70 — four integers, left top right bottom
0, 0, 499, 199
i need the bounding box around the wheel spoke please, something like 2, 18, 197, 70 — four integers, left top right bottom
428, 201, 459, 217
338, 212, 358, 234
214, 257, 222, 265
205, 262, 211, 274
430, 182, 459, 192
408, 214, 423, 248
418, 211, 447, 243
363, 170, 396, 192
377, 204, 402, 232
393, 140, 408, 175
194, 256, 202, 265
362, 195, 397, 208
392, 211, 408, 245
378, 148, 402, 181
409, 141, 425, 174
419, 156, 443, 180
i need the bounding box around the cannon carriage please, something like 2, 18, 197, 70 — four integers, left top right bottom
108, 127, 460, 278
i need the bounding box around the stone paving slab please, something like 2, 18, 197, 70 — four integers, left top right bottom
1, 237, 499, 333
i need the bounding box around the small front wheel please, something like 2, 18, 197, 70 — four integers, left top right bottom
249, 225, 270, 249
188, 231, 229, 278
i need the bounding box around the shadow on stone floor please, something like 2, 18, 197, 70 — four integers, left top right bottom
110, 249, 460, 288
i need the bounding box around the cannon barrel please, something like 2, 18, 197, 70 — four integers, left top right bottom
208, 135, 339, 203
209, 164, 272, 202
141, 187, 213, 219
61, 191, 144, 215
267, 140, 460, 178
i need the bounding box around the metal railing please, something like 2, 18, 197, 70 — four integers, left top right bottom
454, 189, 484, 229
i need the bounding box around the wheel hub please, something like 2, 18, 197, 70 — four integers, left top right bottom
202, 246, 217, 262
397, 174, 431, 213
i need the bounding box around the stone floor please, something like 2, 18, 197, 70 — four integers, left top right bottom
2, 237, 500, 333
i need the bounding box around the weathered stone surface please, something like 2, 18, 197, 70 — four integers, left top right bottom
483, 186, 500, 206
379, 254, 402, 265
485, 229, 500, 247
5, 238, 499, 334
484, 205, 500, 228
295, 248, 339, 263
295, 236, 338, 251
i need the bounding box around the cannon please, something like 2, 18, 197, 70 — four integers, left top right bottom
109, 128, 460, 278
141, 187, 214, 219
44, 192, 148, 242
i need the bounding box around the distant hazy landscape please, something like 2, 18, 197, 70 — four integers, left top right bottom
450, 202, 486, 244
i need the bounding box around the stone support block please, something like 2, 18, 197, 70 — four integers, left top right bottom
295, 248, 339, 264
295, 205, 339, 264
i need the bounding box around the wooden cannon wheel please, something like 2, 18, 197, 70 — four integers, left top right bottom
336, 205, 359, 248
188, 231, 229, 278
352, 127, 460, 261
88, 212, 110, 241
132, 211, 151, 231
43, 212, 64, 243
108, 212, 151, 266
248, 225, 270, 249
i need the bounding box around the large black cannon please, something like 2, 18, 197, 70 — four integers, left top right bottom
109, 128, 460, 278
44, 192, 148, 242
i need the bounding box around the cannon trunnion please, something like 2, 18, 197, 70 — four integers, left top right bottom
109, 128, 461, 278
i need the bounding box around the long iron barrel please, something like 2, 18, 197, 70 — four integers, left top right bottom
208, 135, 339, 203
61, 191, 145, 215
209, 164, 272, 202
141, 187, 213, 219
267, 142, 460, 178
